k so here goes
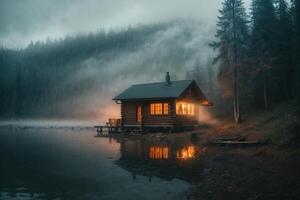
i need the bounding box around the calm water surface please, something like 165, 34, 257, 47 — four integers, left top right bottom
0, 127, 204, 200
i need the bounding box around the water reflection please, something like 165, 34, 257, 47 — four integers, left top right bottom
0, 188, 46, 200
149, 146, 169, 159
176, 146, 196, 160
115, 137, 206, 183
0, 129, 195, 200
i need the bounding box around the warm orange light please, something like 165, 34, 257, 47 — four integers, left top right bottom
163, 103, 169, 114
176, 102, 195, 115
176, 146, 196, 160
202, 100, 208, 105
150, 103, 168, 115
137, 106, 142, 123
95, 104, 120, 122
149, 146, 169, 159
201, 100, 213, 106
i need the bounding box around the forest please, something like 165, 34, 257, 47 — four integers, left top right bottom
0, 0, 299, 123
212, 0, 300, 123
0, 20, 217, 120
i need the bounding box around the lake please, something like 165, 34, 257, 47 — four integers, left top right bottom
1, 125, 299, 200
0, 127, 201, 200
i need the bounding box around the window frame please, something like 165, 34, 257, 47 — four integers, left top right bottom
150, 103, 169, 115
176, 102, 195, 115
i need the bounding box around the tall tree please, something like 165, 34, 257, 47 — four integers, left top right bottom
274, 0, 293, 99
291, 0, 300, 96
290, 0, 300, 115
250, 0, 277, 109
212, 0, 249, 123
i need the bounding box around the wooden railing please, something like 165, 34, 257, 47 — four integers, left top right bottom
95, 118, 121, 136
106, 118, 121, 127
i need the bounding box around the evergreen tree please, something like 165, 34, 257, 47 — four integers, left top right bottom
250, 0, 277, 109
273, 0, 293, 99
212, 0, 249, 123
291, 0, 300, 96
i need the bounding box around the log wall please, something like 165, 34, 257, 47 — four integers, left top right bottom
121, 99, 200, 128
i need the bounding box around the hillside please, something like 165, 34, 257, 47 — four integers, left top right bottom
213, 99, 300, 148
0, 20, 218, 120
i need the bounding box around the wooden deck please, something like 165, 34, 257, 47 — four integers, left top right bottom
94, 118, 123, 136
94, 118, 177, 136
94, 125, 122, 136
94, 125, 146, 136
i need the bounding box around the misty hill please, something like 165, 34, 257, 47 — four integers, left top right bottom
0, 20, 218, 120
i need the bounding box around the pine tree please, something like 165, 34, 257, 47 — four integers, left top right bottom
250, 0, 277, 109
212, 0, 249, 123
273, 0, 293, 99
291, 0, 300, 97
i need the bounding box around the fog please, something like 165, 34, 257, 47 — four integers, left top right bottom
0, 0, 251, 48
0, 0, 252, 123
56, 21, 217, 121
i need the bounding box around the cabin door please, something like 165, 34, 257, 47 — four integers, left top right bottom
137, 105, 142, 124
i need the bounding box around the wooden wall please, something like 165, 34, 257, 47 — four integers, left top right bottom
142, 100, 173, 126
122, 101, 140, 126
121, 98, 200, 128
175, 113, 199, 127
121, 100, 174, 127
119, 80, 209, 128
173, 83, 202, 127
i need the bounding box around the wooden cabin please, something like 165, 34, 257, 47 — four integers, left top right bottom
113, 72, 212, 131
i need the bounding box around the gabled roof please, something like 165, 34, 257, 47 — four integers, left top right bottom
113, 80, 200, 100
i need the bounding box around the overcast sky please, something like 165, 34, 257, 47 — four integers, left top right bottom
0, 0, 251, 49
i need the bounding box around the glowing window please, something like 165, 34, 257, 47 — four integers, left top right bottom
150, 103, 168, 115
176, 102, 195, 115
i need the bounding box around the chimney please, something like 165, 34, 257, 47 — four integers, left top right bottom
165, 72, 171, 85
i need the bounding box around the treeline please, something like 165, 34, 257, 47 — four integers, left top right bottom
0, 23, 170, 118
1, 1, 299, 121
0, 20, 215, 119
213, 0, 300, 122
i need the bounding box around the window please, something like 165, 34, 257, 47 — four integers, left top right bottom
176, 102, 195, 115
150, 103, 168, 115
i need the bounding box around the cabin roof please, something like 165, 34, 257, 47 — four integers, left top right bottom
113, 80, 199, 100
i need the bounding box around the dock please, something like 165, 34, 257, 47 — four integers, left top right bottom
94, 118, 123, 136
94, 125, 122, 136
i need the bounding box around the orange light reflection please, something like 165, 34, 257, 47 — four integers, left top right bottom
149, 146, 169, 159
176, 146, 196, 160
